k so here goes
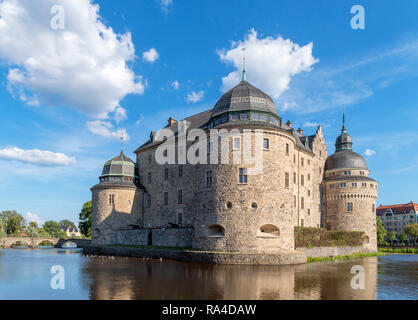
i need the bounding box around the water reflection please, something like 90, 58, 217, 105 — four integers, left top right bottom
0, 249, 416, 300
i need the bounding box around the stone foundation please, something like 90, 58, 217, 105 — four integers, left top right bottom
296, 245, 373, 258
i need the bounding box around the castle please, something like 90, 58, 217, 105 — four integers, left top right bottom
91, 76, 378, 254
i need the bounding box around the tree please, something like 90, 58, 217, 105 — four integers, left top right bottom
59, 219, 76, 231
398, 232, 408, 244
42, 221, 66, 238
376, 218, 387, 246
0, 211, 25, 235
79, 201, 92, 238
388, 231, 397, 244
27, 221, 39, 237
404, 223, 418, 244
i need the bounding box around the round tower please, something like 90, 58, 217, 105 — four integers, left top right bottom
323, 115, 378, 251
91, 150, 143, 245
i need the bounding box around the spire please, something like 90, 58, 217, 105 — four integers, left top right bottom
342, 106, 346, 133
242, 46, 247, 82
120, 136, 124, 158
335, 107, 353, 152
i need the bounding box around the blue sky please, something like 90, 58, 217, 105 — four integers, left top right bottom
0, 0, 417, 225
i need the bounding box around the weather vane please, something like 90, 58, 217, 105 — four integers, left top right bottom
242, 46, 247, 81
120, 135, 124, 153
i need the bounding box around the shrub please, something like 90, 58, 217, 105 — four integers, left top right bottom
295, 227, 364, 248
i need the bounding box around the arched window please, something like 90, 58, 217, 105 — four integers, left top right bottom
257, 224, 280, 238
207, 225, 225, 237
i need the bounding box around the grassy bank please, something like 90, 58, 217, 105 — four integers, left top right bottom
378, 247, 418, 254
307, 252, 385, 263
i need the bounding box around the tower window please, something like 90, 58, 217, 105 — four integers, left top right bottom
344, 171, 351, 175
308, 174, 311, 181
286, 144, 290, 155
206, 170, 213, 186
301, 197, 305, 209
372, 204, 375, 213
285, 172, 289, 188
109, 194, 115, 205
340, 183, 346, 188
293, 172, 297, 184
301, 158, 304, 167
178, 212, 183, 225
178, 190, 183, 204
239, 168, 248, 184
301, 175, 304, 186
233, 137, 241, 150
293, 154, 296, 163
147, 172, 152, 184
352, 182, 357, 187
263, 138, 269, 150
347, 202, 353, 212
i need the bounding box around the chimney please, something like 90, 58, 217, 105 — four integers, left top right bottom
286, 120, 292, 128
168, 117, 177, 126
297, 128, 303, 134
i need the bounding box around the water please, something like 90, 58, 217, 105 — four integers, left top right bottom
0, 248, 416, 300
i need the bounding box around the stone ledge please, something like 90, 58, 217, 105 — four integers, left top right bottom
83, 245, 307, 265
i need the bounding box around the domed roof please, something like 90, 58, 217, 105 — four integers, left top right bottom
325, 150, 368, 171
211, 80, 277, 118
100, 151, 137, 179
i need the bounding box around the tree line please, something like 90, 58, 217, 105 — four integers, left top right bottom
0, 201, 92, 239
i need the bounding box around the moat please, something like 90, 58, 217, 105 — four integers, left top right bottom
0, 248, 416, 300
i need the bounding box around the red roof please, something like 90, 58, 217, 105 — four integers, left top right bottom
377, 201, 418, 213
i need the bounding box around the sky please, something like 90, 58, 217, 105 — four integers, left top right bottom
0, 0, 417, 225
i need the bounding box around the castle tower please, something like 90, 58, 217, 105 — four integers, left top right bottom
323, 114, 378, 251
91, 150, 143, 245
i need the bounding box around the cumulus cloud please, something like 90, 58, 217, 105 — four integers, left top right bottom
186, 91, 204, 103
86, 120, 130, 141
0, 0, 145, 119
304, 121, 320, 127
26, 212, 43, 225
171, 80, 180, 90
160, 0, 173, 13
113, 107, 127, 124
0, 147, 76, 166
364, 149, 376, 157
218, 29, 318, 98
142, 48, 159, 63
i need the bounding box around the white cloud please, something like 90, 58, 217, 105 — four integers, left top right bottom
26, 212, 43, 225
304, 121, 320, 128
218, 29, 318, 98
114, 107, 127, 124
364, 149, 376, 157
86, 120, 130, 141
136, 114, 145, 126
0, 0, 145, 119
172, 80, 180, 90
160, 0, 173, 13
142, 48, 159, 63
0, 147, 76, 166
186, 90, 204, 103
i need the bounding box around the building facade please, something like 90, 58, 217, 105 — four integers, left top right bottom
91, 77, 378, 254
376, 202, 418, 243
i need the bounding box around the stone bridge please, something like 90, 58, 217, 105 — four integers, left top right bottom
0, 237, 91, 248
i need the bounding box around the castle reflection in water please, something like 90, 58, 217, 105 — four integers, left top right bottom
85, 257, 378, 300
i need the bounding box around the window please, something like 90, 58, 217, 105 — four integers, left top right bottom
301, 158, 304, 167
294, 196, 297, 208
352, 182, 357, 187
301, 219, 304, 227
207, 225, 225, 237
293, 172, 297, 184
178, 165, 183, 178
301, 197, 305, 209
231, 114, 239, 121
206, 170, 213, 186
340, 183, 346, 188
240, 113, 248, 120
308, 159, 310, 165
372, 204, 375, 213
147, 172, 152, 184
233, 137, 241, 150
260, 114, 268, 121
330, 184, 335, 189
294, 154, 296, 163
239, 168, 248, 184
362, 183, 367, 187
164, 168, 169, 180
308, 174, 311, 181
344, 171, 351, 175
347, 202, 353, 212
308, 190, 311, 197
164, 192, 168, 206
178, 212, 183, 225
148, 154, 152, 163
109, 194, 115, 205
370, 184, 374, 188
360, 171, 365, 176
286, 144, 290, 155
308, 209, 311, 216
285, 172, 289, 188
178, 190, 183, 204
147, 194, 151, 208
301, 175, 304, 186
259, 224, 280, 237
263, 138, 269, 150
319, 167, 322, 175
251, 113, 259, 120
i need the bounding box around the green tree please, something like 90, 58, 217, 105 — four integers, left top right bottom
79, 201, 92, 238
42, 221, 66, 238
0, 211, 25, 235
388, 231, 397, 244
27, 221, 39, 237
404, 223, 418, 244
376, 218, 387, 246
59, 219, 76, 231
398, 232, 408, 244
